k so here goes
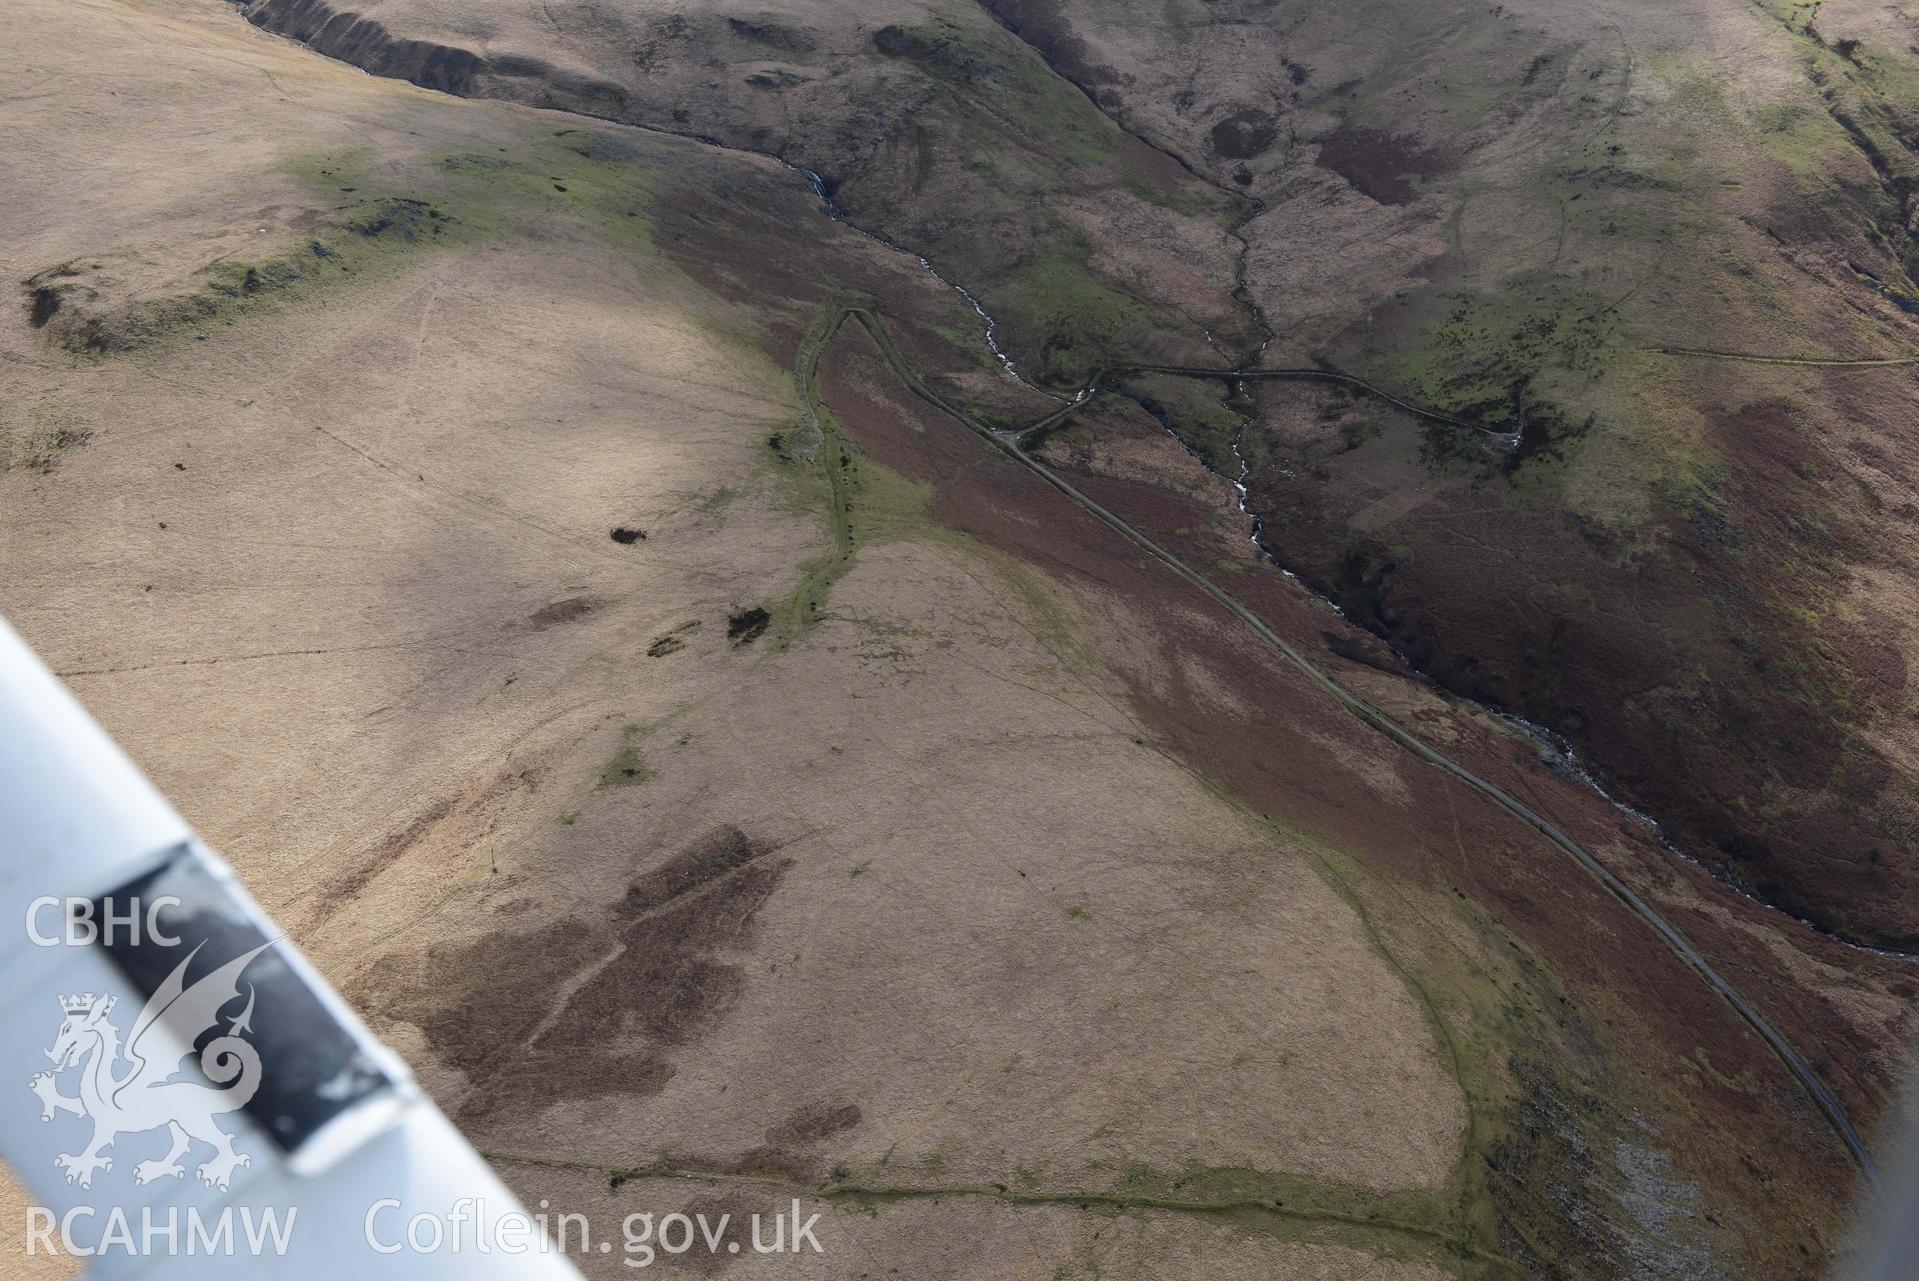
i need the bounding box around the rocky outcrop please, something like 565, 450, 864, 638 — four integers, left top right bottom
240, 0, 482, 94
240, 0, 631, 116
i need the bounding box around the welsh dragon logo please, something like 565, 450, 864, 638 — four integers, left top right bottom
29, 942, 270, 1191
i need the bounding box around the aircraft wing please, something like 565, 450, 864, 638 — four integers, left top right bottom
0, 616, 584, 1279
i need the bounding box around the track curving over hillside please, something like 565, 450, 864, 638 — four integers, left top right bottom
229, 0, 1884, 1201
833, 302, 1885, 1197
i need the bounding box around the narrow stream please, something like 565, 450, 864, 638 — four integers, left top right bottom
788, 161, 1911, 964
1220, 402, 1912, 961
785, 162, 1058, 398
